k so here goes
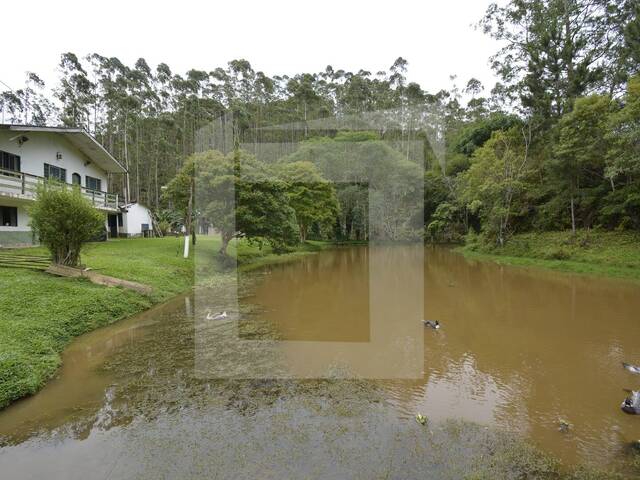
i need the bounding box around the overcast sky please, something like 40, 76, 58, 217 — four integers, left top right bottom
2, 0, 501, 96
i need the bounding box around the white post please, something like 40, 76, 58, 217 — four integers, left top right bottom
182, 225, 189, 258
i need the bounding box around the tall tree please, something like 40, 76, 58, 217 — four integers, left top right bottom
55, 52, 94, 127
460, 126, 533, 245
277, 161, 338, 241
480, 0, 626, 121
552, 94, 612, 232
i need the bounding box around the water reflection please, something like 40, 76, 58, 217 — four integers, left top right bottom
242, 247, 371, 342
0, 246, 639, 475
416, 247, 640, 465
195, 245, 424, 379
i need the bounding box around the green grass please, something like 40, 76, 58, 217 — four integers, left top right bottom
233, 240, 331, 271
0, 236, 327, 409
460, 230, 640, 281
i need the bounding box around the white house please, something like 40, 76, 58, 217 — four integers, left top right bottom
0, 124, 126, 247
117, 202, 154, 237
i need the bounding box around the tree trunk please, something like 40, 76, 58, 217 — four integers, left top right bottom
563, 0, 575, 112
123, 116, 130, 205
183, 175, 195, 258
135, 122, 140, 202
219, 232, 233, 256
570, 194, 576, 235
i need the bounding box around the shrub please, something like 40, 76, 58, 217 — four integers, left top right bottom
542, 246, 572, 260
157, 220, 172, 235
463, 231, 481, 250
29, 183, 106, 266
154, 209, 182, 234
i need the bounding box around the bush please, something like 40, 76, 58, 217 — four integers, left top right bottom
463, 231, 481, 250
29, 183, 106, 266
543, 246, 572, 260
157, 220, 172, 235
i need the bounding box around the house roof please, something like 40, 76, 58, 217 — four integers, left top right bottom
0, 124, 127, 173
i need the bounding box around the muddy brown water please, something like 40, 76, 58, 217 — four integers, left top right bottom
1, 246, 639, 479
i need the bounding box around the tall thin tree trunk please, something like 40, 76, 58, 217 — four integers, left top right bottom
123, 117, 130, 204
154, 125, 159, 208
154, 154, 159, 209
570, 194, 576, 235
184, 179, 193, 258
135, 123, 140, 202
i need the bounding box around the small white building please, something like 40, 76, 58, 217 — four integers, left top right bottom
0, 124, 126, 246
118, 202, 154, 237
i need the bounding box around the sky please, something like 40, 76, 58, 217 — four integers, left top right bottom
2, 0, 501, 97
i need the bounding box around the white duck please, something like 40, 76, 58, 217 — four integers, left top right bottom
206, 311, 229, 321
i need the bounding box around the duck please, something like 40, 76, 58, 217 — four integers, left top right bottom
423, 320, 440, 329
558, 419, 571, 433
621, 390, 640, 415
206, 311, 228, 321
622, 362, 640, 375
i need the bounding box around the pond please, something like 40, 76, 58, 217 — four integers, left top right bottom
1, 246, 639, 478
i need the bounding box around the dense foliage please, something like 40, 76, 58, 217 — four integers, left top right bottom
276, 161, 338, 242
2, 0, 639, 248
166, 150, 299, 255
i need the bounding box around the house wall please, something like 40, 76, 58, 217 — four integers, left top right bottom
0, 130, 109, 189
122, 204, 153, 236
0, 199, 33, 247
0, 130, 111, 247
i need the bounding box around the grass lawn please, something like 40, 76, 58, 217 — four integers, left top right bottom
0, 235, 328, 409
459, 230, 640, 281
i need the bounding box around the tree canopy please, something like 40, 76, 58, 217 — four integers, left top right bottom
2, 0, 639, 249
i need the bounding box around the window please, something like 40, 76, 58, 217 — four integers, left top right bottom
44, 163, 66, 182
0, 206, 17, 227
85, 176, 102, 191
72, 173, 81, 185
0, 150, 20, 172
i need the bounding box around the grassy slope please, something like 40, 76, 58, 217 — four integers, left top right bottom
0, 236, 326, 409
232, 240, 330, 271
460, 230, 640, 281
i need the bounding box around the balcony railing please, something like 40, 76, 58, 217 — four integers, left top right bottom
0, 167, 119, 210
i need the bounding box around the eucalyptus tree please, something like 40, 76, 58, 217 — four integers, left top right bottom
0, 90, 23, 123
55, 52, 95, 128
127, 58, 159, 202
287, 73, 328, 136
0, 72, 56, 125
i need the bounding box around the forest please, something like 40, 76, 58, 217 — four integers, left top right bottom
1, 0, 639, 251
